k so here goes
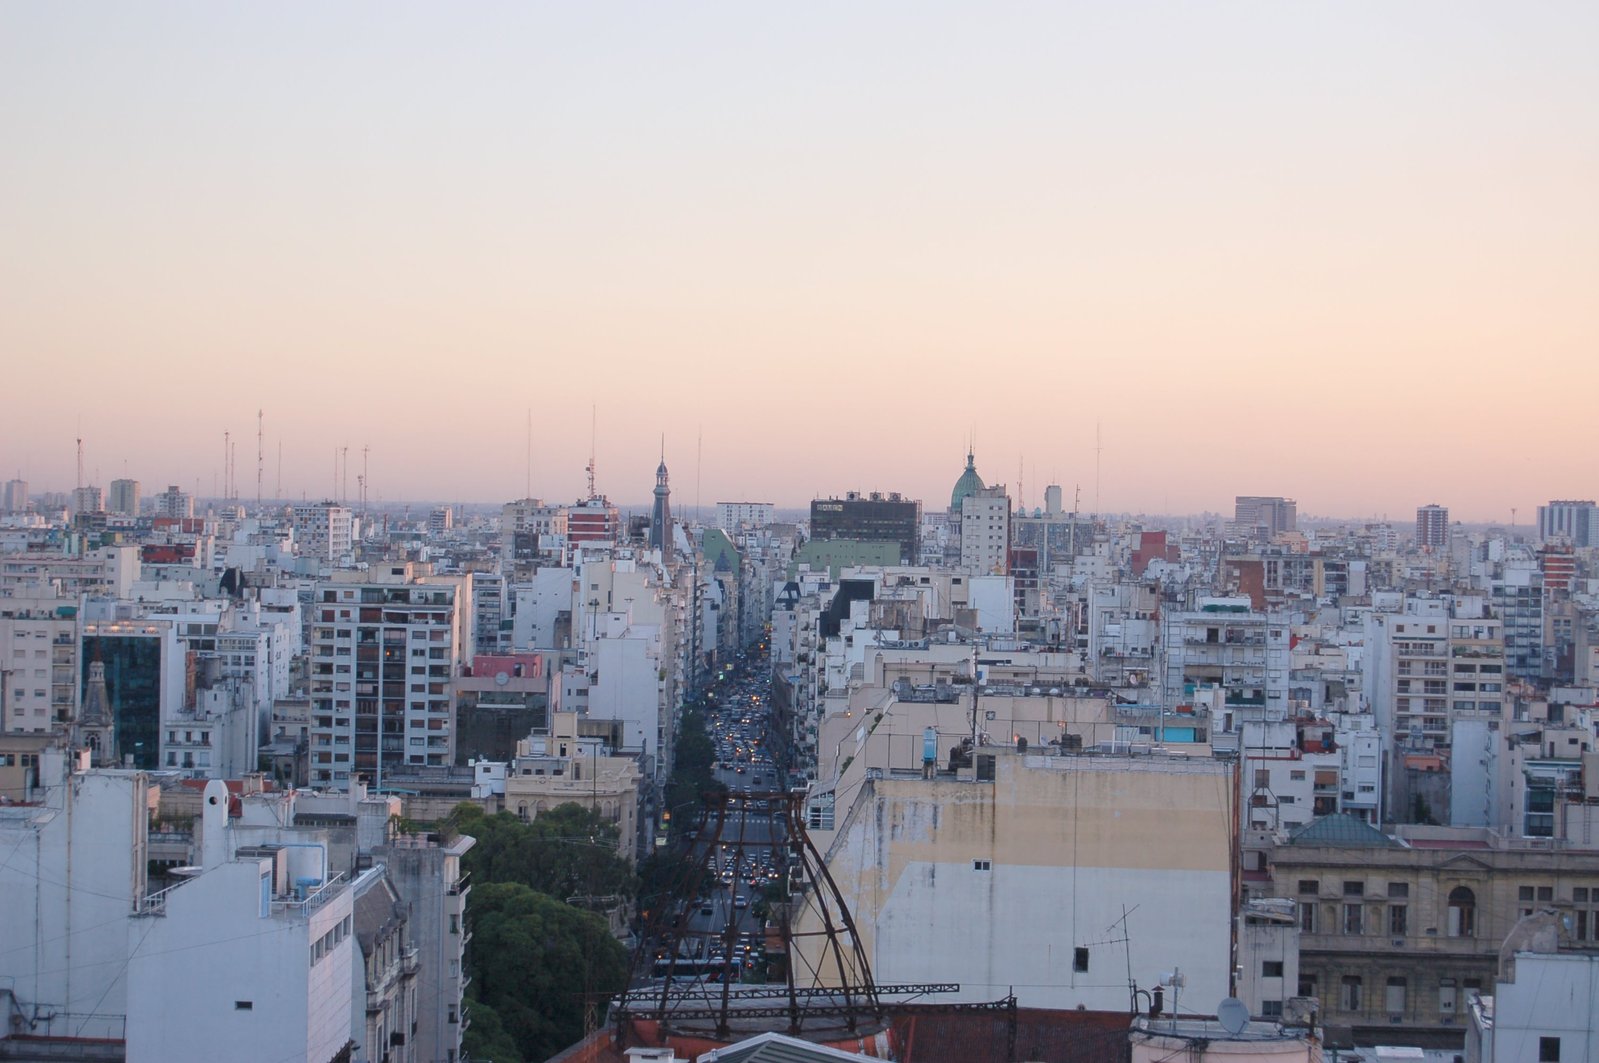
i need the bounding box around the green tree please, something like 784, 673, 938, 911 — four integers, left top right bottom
467, 882, 630, 1062
461, 988, 522, 1063
454, 802, 635, 900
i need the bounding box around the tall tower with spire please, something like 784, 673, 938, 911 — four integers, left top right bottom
650, 445, 674, 563
77, 654, 117, 766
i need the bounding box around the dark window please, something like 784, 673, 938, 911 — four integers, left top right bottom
1073, 947, 1089, 973
1262, 960, 1284, 977
1389, 905, 1408, 935
1387, 882, 1409, 899
1344, 881, 1364, 897
235, 1001, 253, 1011
1297, 879, 1319, 895
1539, 1036, 1560, 1062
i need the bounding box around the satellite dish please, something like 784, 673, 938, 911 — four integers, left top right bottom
1216, 997, 1250, 1036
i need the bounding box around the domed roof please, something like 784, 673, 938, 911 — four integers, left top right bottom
950, 450, 985, 512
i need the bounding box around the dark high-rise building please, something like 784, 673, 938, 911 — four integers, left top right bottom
1416, 504, 1450, 550
810, 492, 920, 563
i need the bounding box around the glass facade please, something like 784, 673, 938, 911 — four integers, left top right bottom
82, 634, 163, 770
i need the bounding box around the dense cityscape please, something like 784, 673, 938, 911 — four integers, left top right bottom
5, 3, 1597, 1062
2, 460, 1597, 1061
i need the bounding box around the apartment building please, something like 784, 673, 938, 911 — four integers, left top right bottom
307, 565, 470, 788
292, 500, 354, 563
715, 501, 775, 532
959, 485, 1010, 575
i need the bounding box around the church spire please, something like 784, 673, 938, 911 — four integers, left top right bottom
650, 444, 673, 563
77, 646, 117, 766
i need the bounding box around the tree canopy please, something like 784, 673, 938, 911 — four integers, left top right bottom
463, 882, 629, 1062
454, 801, 636, 900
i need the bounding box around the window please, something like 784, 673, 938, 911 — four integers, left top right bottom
1539, 1036, 1561, 1061
1297, 879, 1319, 895
1387, 882, 1409, 899
1344, 881, 1364, 897
1260, 999, 1283, 1017
235, 1001, 253, 1011
1343, 903, 1364, 935
1340, 976, 1362, 1012
1299, 901, 1317, 933
1438, 979, 1457, 1013
1385, 976, 1407, 1016
1389, 905, 1407, 935
1073, 947, 1089, 973
1261, 960, 1284, 978
1448, 887, 1476, 937
973, 859, 992, 871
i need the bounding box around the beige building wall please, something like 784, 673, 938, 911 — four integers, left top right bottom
797, 749, 1237, 1012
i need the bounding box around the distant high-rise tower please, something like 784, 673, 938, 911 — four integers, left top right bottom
1233, 496, 1297, 539
650, 453, 673, 563
2, 479, 27, 514
1416, 504, 1450, 550
108, 478, 141, 517
1537, 500, 1596, 548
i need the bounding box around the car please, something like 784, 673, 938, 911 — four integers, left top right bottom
734, 895, 748, 910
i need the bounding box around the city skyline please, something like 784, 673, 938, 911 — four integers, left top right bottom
3, 3, 1596, 521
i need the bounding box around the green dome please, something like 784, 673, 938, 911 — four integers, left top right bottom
950, 451, 986, 512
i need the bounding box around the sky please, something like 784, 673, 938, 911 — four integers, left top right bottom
1, 3, 1595, 521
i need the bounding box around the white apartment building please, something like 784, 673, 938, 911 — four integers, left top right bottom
0, 750, 150, 1042
501, 497, 568, 568
152, 484, 194, 519
1160, 598, 1291, 724
959, 486, 1010, 575
308, 565, 470, 788
69, 485, 103, 517
292, 501, 354, 564
0, 598, 78, 731
715, 501, 775, 532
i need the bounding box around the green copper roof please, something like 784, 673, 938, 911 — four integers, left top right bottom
950, 450, 986, 512
1287, 813, 1400, 848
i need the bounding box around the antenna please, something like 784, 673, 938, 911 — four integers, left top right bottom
256, 409, 263, 510
341, 445, 349, 505
585, 406, 597, 500
362, 445, 369, 520
525, 407, 532, 499
223, 430, 230, 500
75, 436, 84, 492
276, 440, 282, 501
1095, 422, 1102, 517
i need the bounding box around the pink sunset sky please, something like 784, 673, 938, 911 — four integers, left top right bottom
1, 3, 1594, 521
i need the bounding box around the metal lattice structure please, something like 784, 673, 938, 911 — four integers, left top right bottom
617, 789, 959, 1042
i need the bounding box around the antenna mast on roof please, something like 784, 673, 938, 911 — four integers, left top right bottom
585, 405, 597, 500
75, 436, 84, 492
256, 410, 264, 510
